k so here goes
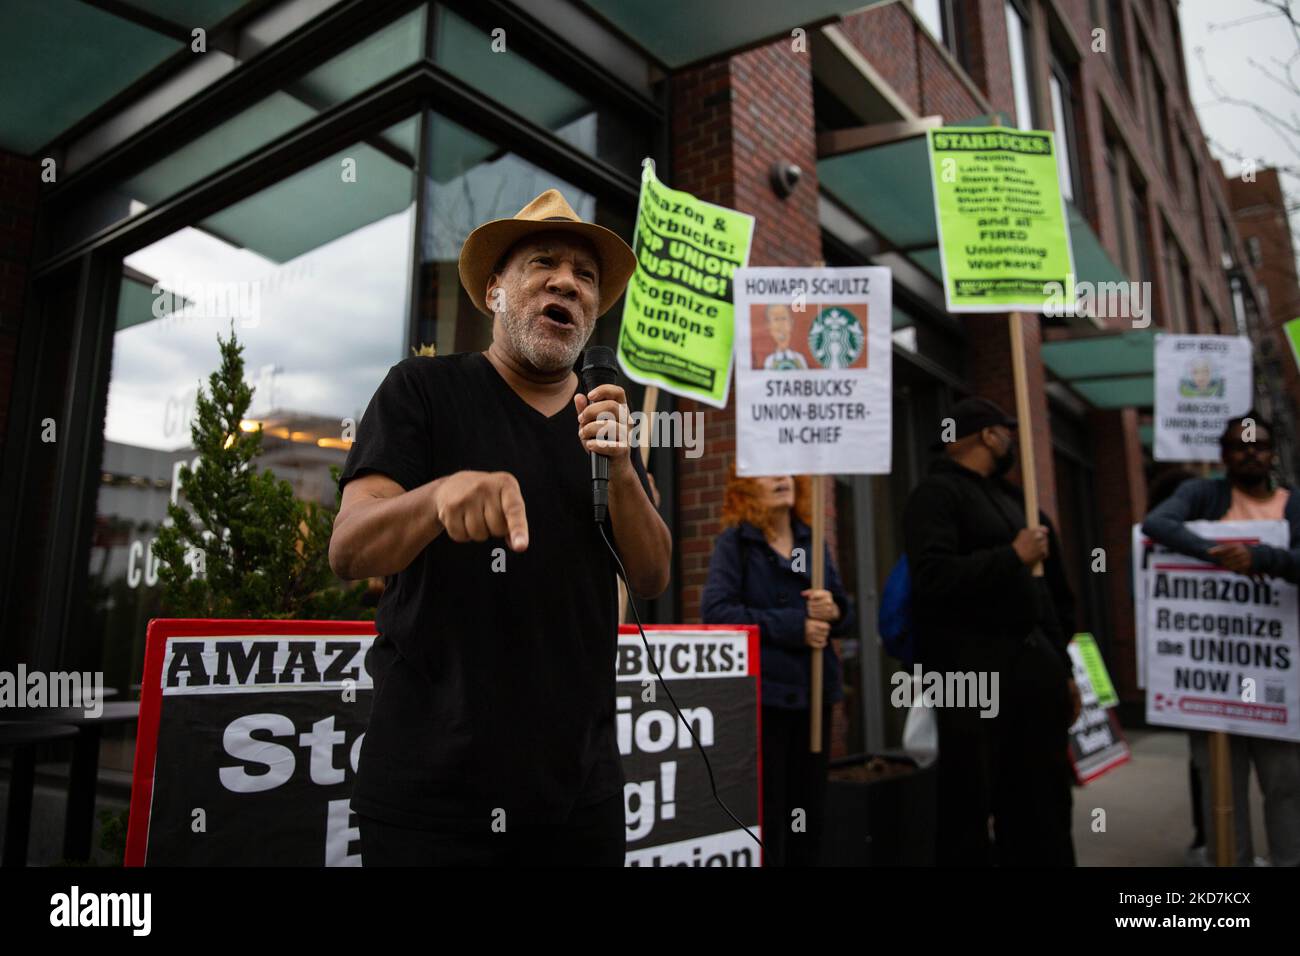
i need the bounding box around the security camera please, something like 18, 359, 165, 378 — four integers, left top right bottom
770, 162, 802, 198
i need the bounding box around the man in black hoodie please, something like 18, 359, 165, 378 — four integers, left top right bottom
903, 397, 1079, 866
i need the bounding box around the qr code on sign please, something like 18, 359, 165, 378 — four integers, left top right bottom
1265, 685, 1285, 704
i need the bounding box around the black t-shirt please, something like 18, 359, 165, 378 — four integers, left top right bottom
338, 350, 653, 830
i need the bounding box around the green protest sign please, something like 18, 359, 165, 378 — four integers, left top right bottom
617, 161, 754, 408
1072, 632, 1118, 709
1286, 317, 1300, 372
927, 127, 1075, 313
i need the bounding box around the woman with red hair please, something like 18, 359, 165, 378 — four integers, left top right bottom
701, 467, 854, 866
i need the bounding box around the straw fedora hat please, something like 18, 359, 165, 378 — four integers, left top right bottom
458, 188, 637, 318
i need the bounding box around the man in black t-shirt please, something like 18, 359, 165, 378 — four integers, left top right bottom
329, 189, 672, 866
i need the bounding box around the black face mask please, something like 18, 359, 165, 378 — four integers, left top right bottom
992, 443, 1016, 477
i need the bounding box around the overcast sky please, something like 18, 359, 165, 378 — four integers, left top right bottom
1180, 0, 1299, 262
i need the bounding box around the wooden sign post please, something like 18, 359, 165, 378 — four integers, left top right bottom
1008, 311, 1043, 577
810, 475, 827, 752
619, 384, 661, 623
1209, 731, 1236, 866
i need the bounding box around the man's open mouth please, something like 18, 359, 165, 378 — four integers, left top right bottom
541, 303, 576, 329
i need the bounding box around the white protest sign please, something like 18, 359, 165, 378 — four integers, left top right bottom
733, 267, 891, 476
1145, 520, 1299, 741
1154, 334, 1253, 462
1132, 524, 1150, 689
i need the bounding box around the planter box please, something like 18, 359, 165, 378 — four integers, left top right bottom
823, 753, 937, 866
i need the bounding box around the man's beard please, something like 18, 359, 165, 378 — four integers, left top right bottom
1232, 464, 1270, 490
992, 446, 1016, 477
498, 297, 591, 373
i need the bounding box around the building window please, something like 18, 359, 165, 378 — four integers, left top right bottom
1130, 183, 1154, 282
1006, 0, 1036, 129
914, 0, 969, 71
1219, 216, 1235, 270
1141, 49, 1171, 172
1163, 227, 1190, 331
1105, 0, 1132, 90
90, 115, 420, 702
1247, 236, 1263, 267
1104, 139, 1129, 268
1049, 59, 1082, 205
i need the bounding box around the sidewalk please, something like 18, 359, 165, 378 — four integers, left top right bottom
1072, 728, 1269, 866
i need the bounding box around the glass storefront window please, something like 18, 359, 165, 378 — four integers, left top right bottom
51, 5, 426, 250
417, 110, 635, 359
87, 115, 418, 742
434, 6, 652, 173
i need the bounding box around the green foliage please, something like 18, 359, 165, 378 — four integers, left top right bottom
99, 807, 129, 865
153, 328, 371, 620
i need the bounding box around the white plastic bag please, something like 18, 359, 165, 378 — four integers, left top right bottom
900, 673, 938, 767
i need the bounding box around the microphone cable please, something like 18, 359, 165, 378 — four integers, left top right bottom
598, 523, 763, 854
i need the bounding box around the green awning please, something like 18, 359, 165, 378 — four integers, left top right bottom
0, 0, 262, 155
196, 115, 418, 263
1041, 328, 1156, 410
116, 268, 190, 331
579, 0, 885, 69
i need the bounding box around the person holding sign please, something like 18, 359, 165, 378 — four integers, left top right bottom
700, 468, 855, 866
329, 190, 671, 866
1142, 412, 1300, 866
902, 398, 1079, 867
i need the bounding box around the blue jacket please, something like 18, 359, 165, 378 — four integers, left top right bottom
700, 517, 855, 710
1142, 477, 1300, 584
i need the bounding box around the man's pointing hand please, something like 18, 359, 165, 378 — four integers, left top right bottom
434, 470, 529, 551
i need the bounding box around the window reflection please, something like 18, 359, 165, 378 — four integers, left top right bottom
51, 6, 425, 250
417, 111, 634, 360
434, 6, 652, 172
88, 116, 417, 730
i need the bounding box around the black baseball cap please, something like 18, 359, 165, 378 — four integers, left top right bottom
949, 397, 1017, 440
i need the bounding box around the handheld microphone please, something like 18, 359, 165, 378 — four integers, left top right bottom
580, 346, 619, 523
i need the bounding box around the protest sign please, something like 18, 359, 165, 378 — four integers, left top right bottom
617, 625, 761, 866
126, 620, 375, 866
1145, 520, 1300, 741
1132, 524, 1151, 689
732, 266, 892, 476
1072, 632, 1118, 708
927, 126, 1075, 313
1153, 333, 1253, 462
617, 161, 754, 408
1067, 633, 1129, 784
127, 620, 762, 866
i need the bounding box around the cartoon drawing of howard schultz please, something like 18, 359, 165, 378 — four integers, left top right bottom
761, 303, 810, 370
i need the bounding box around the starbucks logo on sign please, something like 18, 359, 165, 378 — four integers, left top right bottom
808, 307, 864, 369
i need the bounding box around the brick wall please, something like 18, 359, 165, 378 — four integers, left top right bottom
836, 2, 921, 113
965, 312, 1060, 522
671, 39, 823, 624
1088, 407, 1146, 699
